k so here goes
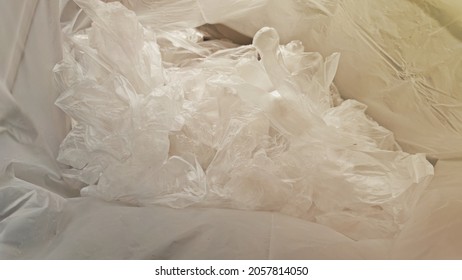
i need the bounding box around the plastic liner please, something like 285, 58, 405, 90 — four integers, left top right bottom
199, 0, 462, 159
124, 0, 462, 159
52, 0, 434, 240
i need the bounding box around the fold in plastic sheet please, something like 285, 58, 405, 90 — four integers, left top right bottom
0, 0, 74, 197
1, 160, 461, 259
0, 165, 391, 260
392, 160, 462, 259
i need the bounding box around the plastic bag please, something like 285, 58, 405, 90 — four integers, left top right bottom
196, 0, 462, 159
54, 0, 433, 240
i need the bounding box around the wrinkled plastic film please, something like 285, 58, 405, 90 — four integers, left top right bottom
203, 0, 462, 159
53, 0, 434, 240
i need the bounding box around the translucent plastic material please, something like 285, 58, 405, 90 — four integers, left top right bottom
54, 0, 434, 240
204, 0, 462, 159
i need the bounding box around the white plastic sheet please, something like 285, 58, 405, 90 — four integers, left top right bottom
211, 0, 462, 159
123, 0, 462, 158
1, 0, 462, 259
51, 0, 435, 240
